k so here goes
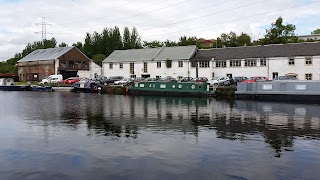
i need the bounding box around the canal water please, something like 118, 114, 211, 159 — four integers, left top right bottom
0, 91, 320, 180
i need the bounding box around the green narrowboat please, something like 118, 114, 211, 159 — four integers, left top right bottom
127, 81, 216, 97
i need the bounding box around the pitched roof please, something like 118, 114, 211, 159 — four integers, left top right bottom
18, 46, 74, 62
193, 42, 320, 61
103, 45, 197, 62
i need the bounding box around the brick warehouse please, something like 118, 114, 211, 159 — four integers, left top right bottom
17, 46, 101, 82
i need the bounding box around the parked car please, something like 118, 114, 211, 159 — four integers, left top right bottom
180, 77, 194, 82
273, 76, 297, 81
40, 74, 63, 84
93, 75, 108, 85
106, 76, 124, 84
192, 77, 208, 83
232, 76, 248, 85
242, 76, 269, 83
114, 78, 133, 85
207, 76, 230, 86
59, 77, 80, 84
146, 77, 157, 81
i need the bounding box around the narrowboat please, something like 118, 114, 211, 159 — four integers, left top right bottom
31, 85, 53, 92
236, 80, 320, 102
72, 80, 103, 93
0, 78, 31, 91
127, 81, 216, 97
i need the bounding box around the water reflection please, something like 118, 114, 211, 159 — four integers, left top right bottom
12, 92, 319, 158
1, 92, 320, 179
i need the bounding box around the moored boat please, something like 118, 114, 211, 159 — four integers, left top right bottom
127, 81, 216, 97
72, 80, 103, 93
236, 80, 320, 102
0, 78, 31, 91
31, 85, 53, 92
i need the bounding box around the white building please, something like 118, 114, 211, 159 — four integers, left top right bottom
193, 42, 320, 80
298, 34, 320, 41
102, 42, 320, 81
102, 45, 197, 79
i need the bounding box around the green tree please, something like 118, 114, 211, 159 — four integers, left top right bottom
237, 32, 252, 46
58, 42, 68, 47
143, 41, 164, 48
178, 36, 198, 46
92, 54, 106, 66
311, 28, 320, 34
263, 17, 297, 44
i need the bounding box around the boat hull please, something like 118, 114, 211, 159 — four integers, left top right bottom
0, 85, 31, 91
128, 81, 215, 97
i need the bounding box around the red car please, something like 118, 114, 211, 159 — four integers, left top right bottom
59, 77, 80, 84
242, 76, 269, 83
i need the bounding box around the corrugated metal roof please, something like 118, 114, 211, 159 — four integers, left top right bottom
103, 45, 197, 62
193, 42, 320, 61
154, 45, 197, 60
18, 46, 74, 62
103, 48, 161, 62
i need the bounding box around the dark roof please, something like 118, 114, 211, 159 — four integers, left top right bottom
193, 42, 320, 61
103, 45, 197, 63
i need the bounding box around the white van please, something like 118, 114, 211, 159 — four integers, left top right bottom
40, 75, 63, 84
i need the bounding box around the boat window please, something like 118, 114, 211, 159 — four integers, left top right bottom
198, 86, 202, 89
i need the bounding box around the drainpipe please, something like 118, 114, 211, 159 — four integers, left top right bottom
196, 53, 199, 78
267, 57, 270, 79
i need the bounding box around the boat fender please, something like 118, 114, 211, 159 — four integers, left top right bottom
93, 86, 98, 90
191, 85, 195, 89
178, 85, 182, 89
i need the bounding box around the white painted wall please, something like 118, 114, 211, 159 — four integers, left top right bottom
103, 60, 192, 79
102, 55, 320, 80
78, 61, 101, 79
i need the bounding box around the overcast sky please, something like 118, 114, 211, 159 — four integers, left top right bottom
0, 0, 319, 61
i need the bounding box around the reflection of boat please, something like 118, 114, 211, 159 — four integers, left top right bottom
0, 78, 31, 91
31, 85, 53, 92
72, 80, 103, 93
127, 81, 216, 97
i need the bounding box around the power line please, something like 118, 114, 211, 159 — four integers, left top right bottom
140, 0, 266, 32
35, 17, 53, 40
142, 0, 320, 39
53, 0, 192, 33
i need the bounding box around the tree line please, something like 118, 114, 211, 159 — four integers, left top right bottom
1, 17, 319, 74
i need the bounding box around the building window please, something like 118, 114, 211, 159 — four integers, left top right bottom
119, 63, 123, 69
61, 61, 66, 68
216, 60, 226, 68
143, 62, 148, 73
165, 60, 172, 68
69, 61, 75, 68
191, 62, 197, 68
130, 63, 134, 74
273, 72, 278, 79
109, 63, 113, 69
130, 75, 136, 79
230, 60, 241, 67
244, 59, 257, 67
83, 62, 89, 69
260, 58, 267, 66
199, 61, 209, 68
76, 61, 81, 68
178, 61, 183, 67
157, 61, 161, 68
305, 73, 312, 80
305, 57, 312, 65
288, 58, 295, 65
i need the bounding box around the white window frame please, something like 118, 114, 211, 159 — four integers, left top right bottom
244, 59, 257, 67
199, 61, 209, 68
230, 60, 241, 67
178, 61, 183, 68
216, 60, 226, 68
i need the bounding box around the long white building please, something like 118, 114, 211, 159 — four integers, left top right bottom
103, 42, 320, 80
102, 45, 197, 79
194, 42, 320, 80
